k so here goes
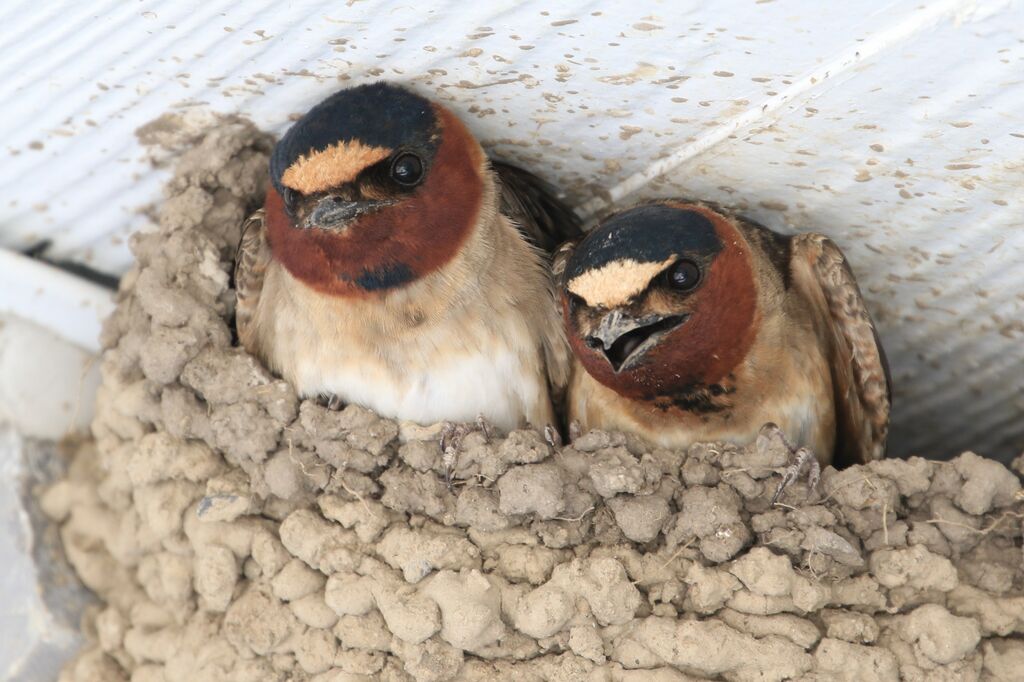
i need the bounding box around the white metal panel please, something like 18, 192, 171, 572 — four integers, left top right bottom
0, 0, 1022, 460
0, 315, 101, 439
0, 427, 90, 680
0, 251, 113, 353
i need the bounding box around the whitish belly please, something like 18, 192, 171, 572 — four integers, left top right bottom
292, 347, 543, 432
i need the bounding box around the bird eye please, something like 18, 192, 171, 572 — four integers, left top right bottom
281, 187, 300, 213
667, 260, 701, 291
390, 152, 424, 187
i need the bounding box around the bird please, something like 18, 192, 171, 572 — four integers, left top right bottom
555, 199, 891, 476
234, 82, 581, 440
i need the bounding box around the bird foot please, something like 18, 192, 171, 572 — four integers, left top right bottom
761, 422, 821, 506
317, 394, 345, 411
568, 420, 583, 443
544, 424, 562, 448
440, 415, 491, 488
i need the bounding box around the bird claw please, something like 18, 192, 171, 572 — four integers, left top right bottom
476, 415, 492, 442
317, 394, 345, 411
439, 415, 492, 489
439, 423, 464, 490
771, 447, 820, 506
759, 421, 797, 453
765, 424, 821, 506
568, 420, 582, 443
544, 424, 562, 448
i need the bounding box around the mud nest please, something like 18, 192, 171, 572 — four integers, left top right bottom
45, 117, 1024, 682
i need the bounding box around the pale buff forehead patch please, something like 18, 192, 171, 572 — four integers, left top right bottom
567, 256, 676, 308
281, 140, 392, 194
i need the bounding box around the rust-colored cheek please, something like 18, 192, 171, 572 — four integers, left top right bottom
266, 106, 485, 298
652, 232, 758, 389
573, 216, 758, 401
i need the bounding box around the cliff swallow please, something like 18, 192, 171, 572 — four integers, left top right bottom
556, 200, 891, 472
234, 82, 581, 436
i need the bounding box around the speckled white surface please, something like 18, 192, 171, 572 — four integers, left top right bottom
0, 0, 1022, 460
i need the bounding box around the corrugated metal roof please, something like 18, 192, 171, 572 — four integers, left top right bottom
1, 0, 1021, 460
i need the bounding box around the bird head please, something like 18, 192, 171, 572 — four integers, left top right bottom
560, 201, 761, 401
264, 82, 487, 296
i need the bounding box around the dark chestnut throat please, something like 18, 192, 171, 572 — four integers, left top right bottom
647, 382, 735, 415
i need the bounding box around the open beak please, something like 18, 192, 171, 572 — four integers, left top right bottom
304, 196, 393, 230
585, 310, 688, 372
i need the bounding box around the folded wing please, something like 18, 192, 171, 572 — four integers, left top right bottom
791, 233, 892, 465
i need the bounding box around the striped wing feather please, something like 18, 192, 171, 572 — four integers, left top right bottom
792, 233, 891, 466
233, 209, 271, 353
